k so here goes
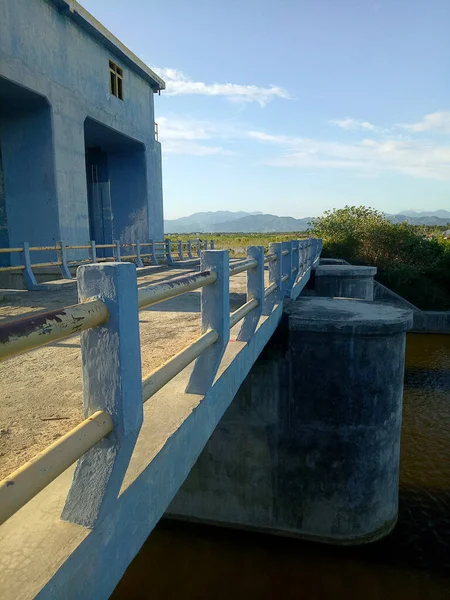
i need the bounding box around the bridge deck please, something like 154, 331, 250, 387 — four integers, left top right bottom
0, 276, 283, 600
0, 262, 265, 480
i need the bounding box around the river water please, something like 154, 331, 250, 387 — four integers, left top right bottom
113, 333, 450, 599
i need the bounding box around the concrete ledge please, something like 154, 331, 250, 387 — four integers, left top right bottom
287, 297, 413, 335
315, 265, 377, 278
412, 311, 450, 334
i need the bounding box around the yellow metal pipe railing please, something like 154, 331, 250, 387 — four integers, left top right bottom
0, 300, 109, 362
229, 298, 260, 328
0, 265, 26, 272
229, 258, 258, 277
0, 410, 113, 525
138, 270, 217, 310
142, 329, 218, 403
264, 282, 278, 298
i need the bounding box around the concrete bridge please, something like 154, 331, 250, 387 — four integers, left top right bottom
0, 238, 342, 599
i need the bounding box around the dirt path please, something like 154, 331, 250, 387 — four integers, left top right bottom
0, 265, 251, 479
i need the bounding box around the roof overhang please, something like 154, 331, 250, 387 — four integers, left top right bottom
48, 0, 165, 92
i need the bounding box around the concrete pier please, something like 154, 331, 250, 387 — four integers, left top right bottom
315, 264, 377, 300
167, 297, 413, 544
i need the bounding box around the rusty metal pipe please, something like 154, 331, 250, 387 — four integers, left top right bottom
0, 300, 109, 362
138, 270, 217, 310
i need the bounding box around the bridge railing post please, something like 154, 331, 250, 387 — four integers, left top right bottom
196, 239, 201, 258
281, 240, 293, 296
57, 240, 72, 279
135, 242, 144, 267
165, 239, 175, 266
291, 239, 300, 283
114, 240, 121, 262
268, 242, 283, 304
149, 240, 158, 266
210, 239, 215, 249
178, 240, 184, 260
61, 262, 143, 528
22, 242, 38, 290
89, 240, 97, 264
187, 240, 193, 259
186, 250, 230, 394
236, 245, 264, 341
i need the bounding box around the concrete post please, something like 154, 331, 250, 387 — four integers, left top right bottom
291, 239, 300, 281
114, 240, 121, 262
268, 242, 283, 302
62, 262, 143, 528
196, 239, 201, 258
56, 241, 72, 279
186, 250, 230, 395
135, 243, 144, 268
187, 240, 193, 259
165, 240, 175, 266
315, 265, 377, 300
210, 240, 215, 249
236, 245, 264, 342
89, 240, 97, 264
178, 240, 184, 260
281, 241, 293, 296
22, 242, 38, 290
148, 240, 158, 266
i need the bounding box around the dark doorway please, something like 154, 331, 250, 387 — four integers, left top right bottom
84, 118, 148, 256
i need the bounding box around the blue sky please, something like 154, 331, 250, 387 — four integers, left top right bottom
83, 0, 450, 219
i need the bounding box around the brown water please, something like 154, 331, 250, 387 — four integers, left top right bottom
113, 334, 450, 600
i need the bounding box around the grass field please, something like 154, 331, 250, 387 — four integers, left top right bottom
167, 233, 309, 257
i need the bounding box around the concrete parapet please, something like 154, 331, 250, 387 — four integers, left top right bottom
168, 297, 413, 545
315, 264, 377, 300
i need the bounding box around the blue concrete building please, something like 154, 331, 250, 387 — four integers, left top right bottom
0, 0, 165, 263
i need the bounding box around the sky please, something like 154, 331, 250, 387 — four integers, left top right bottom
82, 0, 450, 219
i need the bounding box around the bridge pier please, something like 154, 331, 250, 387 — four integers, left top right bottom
167, 297, 413, 544
315, 264, 377, 300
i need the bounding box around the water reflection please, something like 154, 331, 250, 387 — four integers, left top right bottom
112, 334, 450, 599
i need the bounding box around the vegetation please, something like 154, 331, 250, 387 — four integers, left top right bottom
310, 206, 450, 310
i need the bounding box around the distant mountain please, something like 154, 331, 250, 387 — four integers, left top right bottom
164, 211, 262, 233
164, 211, 312, 233
388, 213, 450, 226
395, 210, 450, 219
164, 209, 450, 234
210, 214, 312, 233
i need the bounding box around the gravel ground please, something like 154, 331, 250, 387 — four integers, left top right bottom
0, 264, 252, 479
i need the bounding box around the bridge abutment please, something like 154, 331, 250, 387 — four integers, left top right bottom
167, 297, 413, 544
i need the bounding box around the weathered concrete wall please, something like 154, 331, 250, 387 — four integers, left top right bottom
0, 0, 163, 249
168, 297, 413, 544
315, 265, 377, 300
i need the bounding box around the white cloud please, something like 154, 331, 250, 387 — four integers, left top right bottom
157, 113, 450, 178
330, 118, 378, 131
157, 116, 235, 156
247, 130, 450, 180
152, 67, 291, 106
399, 111, 450, 133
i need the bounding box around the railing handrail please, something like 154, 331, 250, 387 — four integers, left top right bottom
0, 410, 113, 525
0, 300, 108, 362
0, 238, 323, 525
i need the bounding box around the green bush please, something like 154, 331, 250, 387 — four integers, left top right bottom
310, 206, 450, 310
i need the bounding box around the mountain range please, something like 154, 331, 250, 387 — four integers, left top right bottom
164, 210, 450, 233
